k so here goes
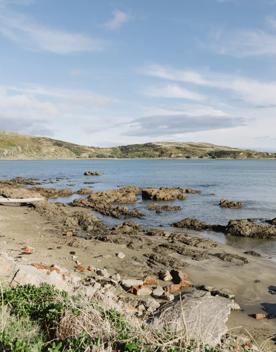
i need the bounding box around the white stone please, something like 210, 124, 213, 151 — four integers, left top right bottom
121, 279, 143, 289
152, 286, 165, 298
117, 252, 126, 259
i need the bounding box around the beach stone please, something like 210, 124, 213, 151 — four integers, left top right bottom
121, 279, 144, 290
170, 270, 188, 284
152, 286, 165, 298
254, 313, 267, 320
116, 252, 126, 259
159, 270, 172, 282
165, 282, 189, 294
150, 290, 232, 347
163, 293, 174, 301
131, 285, 152, 296
143, 276, 158, 286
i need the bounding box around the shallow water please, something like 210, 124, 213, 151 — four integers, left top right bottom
1, 159, 276, 259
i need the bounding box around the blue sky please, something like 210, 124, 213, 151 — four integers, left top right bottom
1, 0, 276, 149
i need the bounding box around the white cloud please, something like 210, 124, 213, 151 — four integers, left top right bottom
0, 84, 114, 136
103, 10, 129, 31
144, 64, 276, 106
0, 11, 103, 54
211, 18, 276, 57
145, 84, 206, 101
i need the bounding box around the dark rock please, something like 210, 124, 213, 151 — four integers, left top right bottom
77, 188, 93, 195
219, 199, 243, 209
244, 250, 261, 257
142, 188, 187, 201
148, 203, 182, 213
84, 171, 101, 176
211, 252, 249, 265
225, 219, 276, 239
31, 187, 73, 198
173, 218, 209, 231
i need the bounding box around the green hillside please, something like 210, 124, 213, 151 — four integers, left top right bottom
0, 132, 274, 160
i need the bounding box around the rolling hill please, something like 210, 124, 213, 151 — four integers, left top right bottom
0, 132, 274, 160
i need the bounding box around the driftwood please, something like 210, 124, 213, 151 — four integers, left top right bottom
0, 197, 44, 204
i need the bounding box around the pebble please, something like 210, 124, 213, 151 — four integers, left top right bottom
152, 286, 165, 298
133, 286, 152, 296
121, 279, 144, 289
254, 313, 267, 320
117, 252, 126, 259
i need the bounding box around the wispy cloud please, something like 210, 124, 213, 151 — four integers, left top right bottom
144, 64, 276, 106
103, 10, 129, 31
145, 84, 206, 101
125, 114, 246, 137
0, 84, 114, 136
0, 10, 103, 54
211, 17, 276, 57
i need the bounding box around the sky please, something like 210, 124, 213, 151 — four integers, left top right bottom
1, 0, 276, 149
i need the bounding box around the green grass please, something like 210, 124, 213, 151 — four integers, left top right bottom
0, 284, 259, 352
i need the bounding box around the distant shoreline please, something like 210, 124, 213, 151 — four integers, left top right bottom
0, 157, 276, 161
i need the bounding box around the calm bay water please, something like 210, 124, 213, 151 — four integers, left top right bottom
1, 159, 276, 259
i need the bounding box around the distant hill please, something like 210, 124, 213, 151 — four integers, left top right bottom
0, 132, 275, 160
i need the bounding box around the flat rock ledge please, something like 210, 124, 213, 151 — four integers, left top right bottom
150, 290, 232, 348
0, 252, 80, 292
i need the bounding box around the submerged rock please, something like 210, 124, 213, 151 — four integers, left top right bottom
148, 203, 182, 213
84, 171, 101, 176
219, 199, 243, 209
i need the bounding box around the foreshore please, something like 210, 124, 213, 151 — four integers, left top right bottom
0, 191, 276, 349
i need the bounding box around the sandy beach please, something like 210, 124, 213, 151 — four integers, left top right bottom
1, 197, 276, 350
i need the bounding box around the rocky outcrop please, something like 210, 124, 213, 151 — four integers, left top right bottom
0, 176, 40, 186
0, 186, 42, 199
34, 201, 108, 239
84, 171, 101, 176
219, 199, 243, 209
71, 186, 143, 219
77, 188, 93, 195
142, 188, 187, 201
72, 198, 144, 219
0, 252, 80, 292
173, 217, 210, 231
31, 187, 73, 198
88, 186, 140, 204
225, 219, 276, 239
150, 290, 232, 347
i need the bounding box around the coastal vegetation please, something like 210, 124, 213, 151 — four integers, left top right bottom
0, 132, 275, 160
